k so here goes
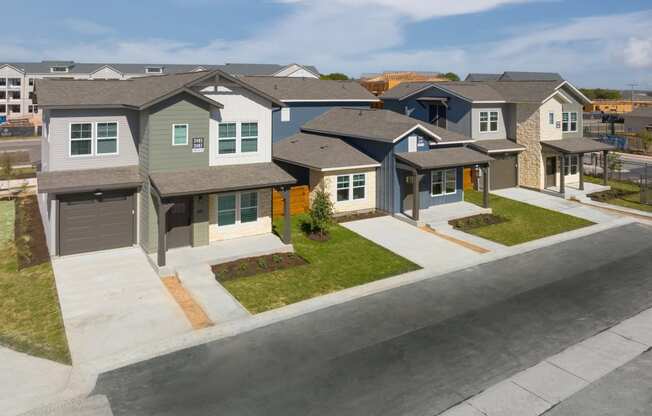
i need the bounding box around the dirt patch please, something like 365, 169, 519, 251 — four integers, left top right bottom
306, 232, 330, 242
213, 252, 308, 281
14, 195, 49, 269
588, 189, 637, 203
449, 213, 507, 231
335, 210, 388, 223
161, 276, 213, 329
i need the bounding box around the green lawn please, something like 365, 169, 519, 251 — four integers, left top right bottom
585, 175, 652, 213
221, 216, 420, 314
0, 201, 70, 364
464, 190, 594, 246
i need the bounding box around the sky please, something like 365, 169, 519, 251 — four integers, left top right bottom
4, 0, 652, 89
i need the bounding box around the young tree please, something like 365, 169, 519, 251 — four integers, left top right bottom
443, 72, 460, 81
307, 190, 334, 239
1, 153, 13, 179
320, 73, 349, 81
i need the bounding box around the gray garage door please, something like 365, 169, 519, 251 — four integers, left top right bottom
491, 154, 518, 190
59, 190, 135, 256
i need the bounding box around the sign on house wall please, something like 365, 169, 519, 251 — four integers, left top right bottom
192, 137, 205, 153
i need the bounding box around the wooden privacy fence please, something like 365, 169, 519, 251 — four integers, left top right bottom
272, 185, 310, 218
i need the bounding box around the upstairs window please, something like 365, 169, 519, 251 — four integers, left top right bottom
50, 66, 69, 73
8, 78, 21, 87
218, 123, 237, 154
172, 124, 188, 146
28, 78, 34, 86
97, 122, 118, 154
10, 91, 20, 100
479, 111, 499, 132
562, 112, 578, 132
70, 123, 93, 156
145, 67, 163, 74
548, 112, 555, 125
0, 78, 6, 87
241, 122, 258, 153
0, 91, 5, 99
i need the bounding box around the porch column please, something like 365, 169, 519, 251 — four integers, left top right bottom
559, 154, 566, 195
156, 196, 172, 268
282, 187, 292, 244
579, 153, 584, 191
602, 150, 609, 185
412, 172, 421, 221
482, 164, 489, 208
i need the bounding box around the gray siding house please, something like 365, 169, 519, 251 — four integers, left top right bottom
381, 73, 611, 194
35, 70, 297, 269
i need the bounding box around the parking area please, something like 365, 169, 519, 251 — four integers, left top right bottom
342, 216, 486, 271
52, 247, 191, 364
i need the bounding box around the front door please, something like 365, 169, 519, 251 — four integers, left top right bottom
429, 104, 447, 128
402, 172, 414, 213
545, 157, 557, 188
166, 198, 192, 249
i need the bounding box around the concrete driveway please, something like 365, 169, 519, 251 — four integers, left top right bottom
342, 216, 484, 270
53, 247, 191, 365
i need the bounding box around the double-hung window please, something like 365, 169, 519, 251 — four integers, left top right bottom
479, 111, 499, 132
218, 123, 236, 154
172, 124, 188, 146
431, 169, 457, 196
564, 155, 579, 176
562, 112, 578, 132
337, 175, 350, 202
240, 192, 258, 223
96, 122, 118, 154
352, 174, 366, 200
217, 194, 236, 226
241, 122, 258, 153
70, 123, 93, 156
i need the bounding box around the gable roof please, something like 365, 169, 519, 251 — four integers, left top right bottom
35, 69, 287, 110
499, 71, 563, 81
465, 73, 501, 82
273, 133, 380, 171
271, 63, 321, 78
301, 108, 471, 144
240, 76, 378, 102
378, 82, 435, 100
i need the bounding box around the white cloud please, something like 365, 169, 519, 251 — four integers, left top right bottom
623, 37, 652, 69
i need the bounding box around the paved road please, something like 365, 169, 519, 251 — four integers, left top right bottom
545, 350, 652, 415
94, 223, 652, 416
0, 138, 40, 164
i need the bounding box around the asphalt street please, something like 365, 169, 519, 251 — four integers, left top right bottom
94, 222, 652, 416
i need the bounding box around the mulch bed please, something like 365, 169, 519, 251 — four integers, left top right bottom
335, 210, 388, 223
212, 252, 308, 281
14, 195, 49, 269
449, 213, 507, 231
588, 189, 637, 203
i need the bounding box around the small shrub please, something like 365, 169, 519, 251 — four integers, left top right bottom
239, 263, 248, 272
305, 190, 334, 238
272, 254, 283, 264
257, 258, 267, 269
1, 153, 13, 179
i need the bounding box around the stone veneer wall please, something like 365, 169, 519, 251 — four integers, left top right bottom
515, 104, 543, 189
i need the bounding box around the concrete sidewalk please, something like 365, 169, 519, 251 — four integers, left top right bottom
0, 347, 71, 416
440, 308, 652, 416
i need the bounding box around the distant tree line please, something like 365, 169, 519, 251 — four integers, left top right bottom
320, 73, 349, 80
579, 88, 622, 100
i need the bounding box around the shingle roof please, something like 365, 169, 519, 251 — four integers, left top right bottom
499, 71, 563, 81
240, 76, 378, 102
273, 133, 380, 170
35, 71, 216, 109
541, 138, 615, 154
150, 163, 296, 197
465, 73, 501, 81
301, 108, 472, 144
469, 139, 526, 154
379, 82, 435, 100
37, 165, 143, 194
396, 148, 493, 170
0, 61, 320, 77
627, 107, 652, 118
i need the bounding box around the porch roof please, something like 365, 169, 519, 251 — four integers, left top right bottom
541, 138, 615, 154
469, 139, 526, 154
149, 162, 296, 197
395, 148, 493, 171
37, 165, 143, 194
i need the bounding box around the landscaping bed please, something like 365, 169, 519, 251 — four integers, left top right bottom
449, 213, 507, 231
464, 190, 594, 246
335, 210, 387, 223
15, 195, 50, 269
213, 252, 308, 281
221, 216, 420, 314
0, 199, 70, 364
585, 175, 652, 213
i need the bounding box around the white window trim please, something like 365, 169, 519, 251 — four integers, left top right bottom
215, 190, 260, 228
95, 121, 119, 156
172, 123, 189, 146
335, 173, 367, 202
240, 121, 259, 153
564, 155, 579, 176
562, 111, 578, 132
145, 67, 163, 74
217, 122, 237, 155
50, 67, 69, 73
431, 169, 457, 196
68, 122, 94, 158
548, 112, 555, 126
479, 110, 499, 133
281, 107, 291, 122
352, 173, 366, 200
336, 175, 351, 202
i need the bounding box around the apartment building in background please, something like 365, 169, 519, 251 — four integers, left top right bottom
0, 61, 320, 123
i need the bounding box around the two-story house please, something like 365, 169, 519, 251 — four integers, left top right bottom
381, 73, 613, 195
35, 70, 297, 268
